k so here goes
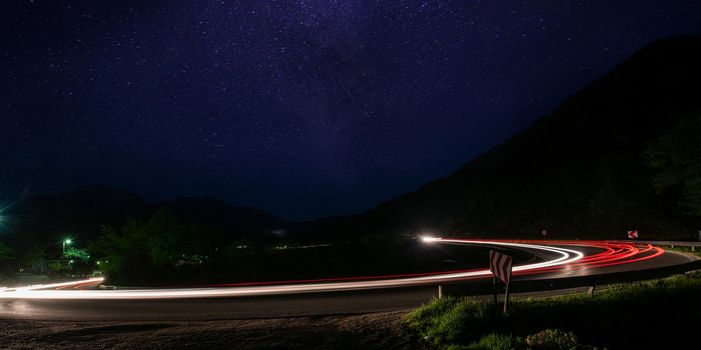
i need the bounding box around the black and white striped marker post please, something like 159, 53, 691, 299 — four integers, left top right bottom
489, 250, 513, 314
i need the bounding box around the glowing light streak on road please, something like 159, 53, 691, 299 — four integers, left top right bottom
3, 278, 106, 292
0, 240, 670, 300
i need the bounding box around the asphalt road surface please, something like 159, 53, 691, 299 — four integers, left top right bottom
0, 240, 697, 321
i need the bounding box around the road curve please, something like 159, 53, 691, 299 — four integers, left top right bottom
0, 239, 697, 321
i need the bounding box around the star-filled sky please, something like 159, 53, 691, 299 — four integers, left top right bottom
2, 1, 701, 220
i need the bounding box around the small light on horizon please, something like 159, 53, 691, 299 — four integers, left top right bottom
421, 235, 442, 243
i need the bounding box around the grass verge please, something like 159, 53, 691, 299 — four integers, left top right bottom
665, 245, 701, 258
406, 272, 701, 349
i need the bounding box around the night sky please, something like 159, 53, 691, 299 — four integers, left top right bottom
2, 1, 701, 220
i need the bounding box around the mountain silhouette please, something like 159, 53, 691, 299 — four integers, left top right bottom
297, 35, 701, 240
13, 185, 285, 246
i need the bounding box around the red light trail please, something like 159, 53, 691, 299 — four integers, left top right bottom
0, 240, 671, 300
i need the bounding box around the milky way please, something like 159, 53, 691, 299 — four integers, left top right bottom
2, 1, 700, 220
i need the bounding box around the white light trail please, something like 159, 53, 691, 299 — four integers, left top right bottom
0, 240, 584, 300
3, 278, 105, 292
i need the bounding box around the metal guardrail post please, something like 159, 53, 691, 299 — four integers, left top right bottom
609, 240, 701, 250
503, 281, 510, 314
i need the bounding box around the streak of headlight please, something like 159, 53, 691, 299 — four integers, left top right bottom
3, 278, 105, 292
0, 240, 585, 300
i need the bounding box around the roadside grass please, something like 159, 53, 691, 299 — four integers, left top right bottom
406, 272, 701, 349
665, 245, 701, 258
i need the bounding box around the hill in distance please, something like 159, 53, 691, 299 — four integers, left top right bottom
13, 185, 286, 246
298, 35, 701, 241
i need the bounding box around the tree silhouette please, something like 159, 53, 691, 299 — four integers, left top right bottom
645, 112, 701, 216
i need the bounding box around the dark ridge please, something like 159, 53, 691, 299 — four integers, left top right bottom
296, 35, 701, 240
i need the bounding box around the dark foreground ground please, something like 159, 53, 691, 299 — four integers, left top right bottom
0, 311, 424, 350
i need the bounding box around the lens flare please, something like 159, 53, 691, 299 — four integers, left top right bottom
420, 235, 441, 242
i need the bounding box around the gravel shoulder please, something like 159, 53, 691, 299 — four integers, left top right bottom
0, 311, 426, 349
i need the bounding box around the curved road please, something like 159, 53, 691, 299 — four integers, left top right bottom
0, 239, 697, 321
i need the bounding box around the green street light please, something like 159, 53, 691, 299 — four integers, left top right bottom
62, 238, 72, 259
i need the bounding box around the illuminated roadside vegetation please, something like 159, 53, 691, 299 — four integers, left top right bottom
407, 272, 701, 349
665, 245, 701, 258
89, 207, 499, 286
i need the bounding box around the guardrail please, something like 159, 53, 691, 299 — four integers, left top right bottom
608, 240, 701, 251
440, 258, 701, 298
438, 241, 701, 298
